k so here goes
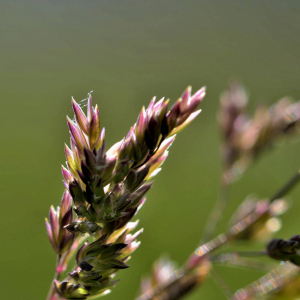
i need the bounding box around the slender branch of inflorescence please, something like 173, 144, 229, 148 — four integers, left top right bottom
210, 268, 234, 299
46, 255, 62, 300
201, 179, 230, 243
270, 171, 300, 202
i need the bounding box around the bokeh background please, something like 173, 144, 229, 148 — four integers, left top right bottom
2, 1, 300, 299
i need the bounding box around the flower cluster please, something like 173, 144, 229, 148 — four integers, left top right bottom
219, 82, 300, 184
46, 86, 206, 299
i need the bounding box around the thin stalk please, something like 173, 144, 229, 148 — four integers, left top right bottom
45, 235, 87, 300
270, 171, 300, 202
214, 251, 266, 258
46, 255, 61, 300
213, 254, 276, 272
201, 178, 230, 243
211, 269, 233, 299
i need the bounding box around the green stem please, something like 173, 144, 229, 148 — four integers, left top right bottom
45, 235, 88, 300
213, 254, 277, 272
45, 255, 61, 300
211, 269, 233, 299
201, 179, 230, 243
212, 251, 266, 259
270, 171, 300, 202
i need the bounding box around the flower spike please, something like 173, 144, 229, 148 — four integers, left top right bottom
46, 87, 205, 299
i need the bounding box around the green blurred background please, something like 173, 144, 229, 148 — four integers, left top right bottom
2, 1, 300, 299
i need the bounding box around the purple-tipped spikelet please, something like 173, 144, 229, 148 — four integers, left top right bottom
45, 190, 75, 256
46, 87, 205, 299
